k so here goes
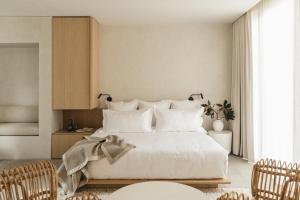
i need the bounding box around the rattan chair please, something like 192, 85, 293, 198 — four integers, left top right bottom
217, 159, 300, 200
251, 159, 300, 200
0, 173, 9, 200
0, 160, 100, 200
217, 191, 250, 200
280, 172, 300, 200
65, 191, 100, 200
0, 160, 57, 200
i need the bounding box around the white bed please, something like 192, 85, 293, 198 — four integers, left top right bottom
87, 129, 228, 180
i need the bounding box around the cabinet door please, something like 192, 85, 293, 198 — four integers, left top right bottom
51, 134, 85, 158
52, 17, 90, 109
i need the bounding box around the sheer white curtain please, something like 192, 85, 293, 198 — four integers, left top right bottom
295, 0, 300, 162
231, 13, 254, 162
251, 0, 295, 161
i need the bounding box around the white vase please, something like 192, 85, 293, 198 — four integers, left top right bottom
213, 119, 224, 131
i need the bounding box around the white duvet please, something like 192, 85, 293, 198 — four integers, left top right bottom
87, 129, 228, 179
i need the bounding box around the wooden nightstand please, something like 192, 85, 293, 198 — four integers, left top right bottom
51, 129, 95, 158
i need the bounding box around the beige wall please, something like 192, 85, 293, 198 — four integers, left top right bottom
0, 17, 62, 159
0, 45, 39, 106
0, 20, 232, 158
99, 24, 232, 128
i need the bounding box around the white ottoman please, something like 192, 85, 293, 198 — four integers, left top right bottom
208, 130, 232, 154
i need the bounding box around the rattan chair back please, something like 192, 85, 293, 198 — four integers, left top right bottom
217, 191, 250, 200
251, 159, 300, 200
280, 172, 300, 200
65, 191, 100, 200
0, 160, 57, 200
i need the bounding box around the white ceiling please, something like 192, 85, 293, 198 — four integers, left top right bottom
1, 0, 260, 25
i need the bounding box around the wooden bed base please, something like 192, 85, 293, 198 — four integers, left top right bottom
86, 178, 231, 188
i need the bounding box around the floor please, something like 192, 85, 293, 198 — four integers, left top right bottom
224, 155, 252, 189
0, 155, 252, 190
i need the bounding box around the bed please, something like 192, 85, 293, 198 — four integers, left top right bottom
86, 129, 229, 187
58, 100, 231, 188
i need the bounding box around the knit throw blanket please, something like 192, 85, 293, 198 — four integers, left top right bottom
57, 135, 135, 195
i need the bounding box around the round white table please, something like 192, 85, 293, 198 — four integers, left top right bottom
108, 181, 204, 200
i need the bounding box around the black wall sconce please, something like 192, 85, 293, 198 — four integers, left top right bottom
188, 93, 204, 101
97, 93, 112, 102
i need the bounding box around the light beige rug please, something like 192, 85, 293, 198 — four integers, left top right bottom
61, 187, 251, 200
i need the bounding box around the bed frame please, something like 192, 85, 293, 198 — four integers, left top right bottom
86, 178, 231, 188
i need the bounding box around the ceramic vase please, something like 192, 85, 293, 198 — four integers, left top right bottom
213, 119, 224, 131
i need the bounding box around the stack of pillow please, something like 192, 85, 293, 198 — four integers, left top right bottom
103, 100, 206, 133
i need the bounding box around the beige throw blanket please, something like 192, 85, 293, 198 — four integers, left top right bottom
57, 135, 135, 195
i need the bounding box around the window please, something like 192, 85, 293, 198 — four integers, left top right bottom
252, 0, 295, 161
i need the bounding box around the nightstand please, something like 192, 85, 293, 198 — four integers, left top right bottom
208, 130, 232, 154
51, 129, 95, 158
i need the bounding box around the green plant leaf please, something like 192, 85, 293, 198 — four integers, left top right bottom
224, 110, 235, 121
225, 103, 231, 108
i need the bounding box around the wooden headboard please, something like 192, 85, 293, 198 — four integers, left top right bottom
62, 109, 102, 129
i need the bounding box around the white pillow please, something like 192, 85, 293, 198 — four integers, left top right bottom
138, 100, 171, 126
107, 100, 138, 111
171, 100, 202, 110
138, 100, 171, 110
155, 108, 205, 132
103, 109, 153, 133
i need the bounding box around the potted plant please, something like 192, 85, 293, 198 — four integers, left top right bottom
201, 100, 235, 131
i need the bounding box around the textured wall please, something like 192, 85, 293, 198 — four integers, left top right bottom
0, 45, 38, 106
99, 24, 232, 129
0, 17, 62, 159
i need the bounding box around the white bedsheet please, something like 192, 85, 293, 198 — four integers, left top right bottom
87, 129, 228, 179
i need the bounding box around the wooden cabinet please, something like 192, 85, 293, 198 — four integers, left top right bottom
51, 130, 94, 158
52, 16, 99, 110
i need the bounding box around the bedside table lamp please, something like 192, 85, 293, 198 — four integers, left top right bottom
97, 93, 112, 102
188, 93, 204, 101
